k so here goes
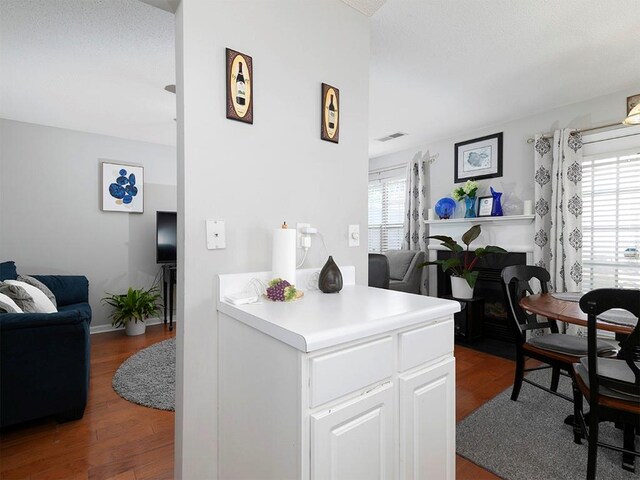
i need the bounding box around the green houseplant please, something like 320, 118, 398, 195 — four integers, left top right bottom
418, 225, 507, 299
102, 287, 162, 336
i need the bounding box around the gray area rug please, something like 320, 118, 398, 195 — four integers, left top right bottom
112, 338, 175, 411
457, 370, 638, 480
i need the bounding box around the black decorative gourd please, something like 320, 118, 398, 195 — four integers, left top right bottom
318, 256, 343, 293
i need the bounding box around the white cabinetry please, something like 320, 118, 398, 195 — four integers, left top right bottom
217, 272, 458, 480
399, 358, 456, 480
311, 382, 395, 480
218, 316, 456, 480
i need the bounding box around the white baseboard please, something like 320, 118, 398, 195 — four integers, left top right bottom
90, 317, 168, 335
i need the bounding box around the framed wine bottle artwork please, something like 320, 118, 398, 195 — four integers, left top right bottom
321, 83, 339, 143
226, 48, 253, 124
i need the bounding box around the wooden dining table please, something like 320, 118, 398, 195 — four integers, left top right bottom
519, 293, 636, 336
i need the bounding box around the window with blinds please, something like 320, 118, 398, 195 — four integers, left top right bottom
368, 174, 406, 253
582, 149, 640, 290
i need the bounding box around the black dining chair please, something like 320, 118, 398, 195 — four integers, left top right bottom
572, 288, 640, 479
501, 265, 616, 402
368, 253, 390, 289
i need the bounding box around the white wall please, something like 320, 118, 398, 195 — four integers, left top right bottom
370, 88, 639, 216
0, 119, 177, 329
175, 0, 370, 478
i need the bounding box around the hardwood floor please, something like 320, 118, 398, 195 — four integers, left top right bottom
1, 325, 175, 480
1, 326, 521, 479
455, 345, 519, 480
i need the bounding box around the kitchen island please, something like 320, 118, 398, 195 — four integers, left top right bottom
217, 267, 460, 479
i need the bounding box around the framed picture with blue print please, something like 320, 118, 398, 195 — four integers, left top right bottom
101, 162, 144, 213
454, 132, 503, 183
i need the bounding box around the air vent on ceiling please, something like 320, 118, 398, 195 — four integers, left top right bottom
377, 132, 407, 142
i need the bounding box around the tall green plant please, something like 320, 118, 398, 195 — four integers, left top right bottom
417, 225, 507, 288
101, 287, 162, 328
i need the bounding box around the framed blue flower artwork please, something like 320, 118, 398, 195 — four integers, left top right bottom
101, 162, 144, 213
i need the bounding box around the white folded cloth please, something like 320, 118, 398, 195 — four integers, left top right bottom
597, 309, 638, 327
551, 292, 583, 302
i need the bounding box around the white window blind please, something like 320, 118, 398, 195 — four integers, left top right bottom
582, 149, 640, 290
368, 173, 406, 253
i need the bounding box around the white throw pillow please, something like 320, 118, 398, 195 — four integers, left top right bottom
4, 280, 57, 313
0, 292, 23, 313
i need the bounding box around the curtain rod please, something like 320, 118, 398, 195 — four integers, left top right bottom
369, 163, 407, 175
370, 153, 440, 176
526, 122, 624, 143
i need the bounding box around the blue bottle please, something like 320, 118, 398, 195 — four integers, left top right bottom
490, 187, 503, 216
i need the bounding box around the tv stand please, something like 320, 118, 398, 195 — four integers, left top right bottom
161, 264, 176, 331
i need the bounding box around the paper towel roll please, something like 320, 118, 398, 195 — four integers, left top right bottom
272, 227, 297, 284
524, 200, 533, 216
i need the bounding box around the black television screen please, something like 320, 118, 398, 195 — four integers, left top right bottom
156, 211, 177, 264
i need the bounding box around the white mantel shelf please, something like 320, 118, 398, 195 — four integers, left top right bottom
424, 214, 535, 226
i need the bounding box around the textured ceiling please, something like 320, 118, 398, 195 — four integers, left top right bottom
369, 0, 640, 157
0, 0, 176, 146
341, 0, 387, 17
138, 0, 178, 14
2, 1, 639, 153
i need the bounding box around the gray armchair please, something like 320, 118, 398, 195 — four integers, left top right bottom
383, 250, 426, 294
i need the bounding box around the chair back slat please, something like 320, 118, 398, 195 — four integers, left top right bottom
501, 265, 554, 343
580, 289, 640, 400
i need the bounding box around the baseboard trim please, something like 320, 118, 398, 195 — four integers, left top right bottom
90, 317, 166, 335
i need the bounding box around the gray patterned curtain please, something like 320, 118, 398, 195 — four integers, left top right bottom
403, 151, 429, 294
533, 129, 584, 334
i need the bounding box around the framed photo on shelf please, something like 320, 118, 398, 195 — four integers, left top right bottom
321, 83, 339, 143
477, 196, 494, 217
226, 48, 253, 124
101, 162, 144, 213
454, 132, 503, 183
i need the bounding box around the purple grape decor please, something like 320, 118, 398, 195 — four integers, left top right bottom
266, 278, 298, 302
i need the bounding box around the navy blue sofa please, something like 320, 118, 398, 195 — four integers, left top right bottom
0, 261, 91, 427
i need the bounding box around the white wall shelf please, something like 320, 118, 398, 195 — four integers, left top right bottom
424, 214, 535, 226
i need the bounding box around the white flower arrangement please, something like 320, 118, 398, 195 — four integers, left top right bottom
452, 180, 479, 201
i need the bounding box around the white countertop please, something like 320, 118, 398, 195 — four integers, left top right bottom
217, 284, 460, 352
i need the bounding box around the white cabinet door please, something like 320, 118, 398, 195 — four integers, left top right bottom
311, 383, 395, 480
399, 358, 455, 480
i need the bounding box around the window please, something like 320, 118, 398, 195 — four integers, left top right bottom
582, 148, 640, 290
368, 169, 406, 253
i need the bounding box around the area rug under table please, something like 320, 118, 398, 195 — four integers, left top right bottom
112, 338, 175, 411
457, 370, 638, 480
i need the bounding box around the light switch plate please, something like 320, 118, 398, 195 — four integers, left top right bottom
206, 219, 226, 250
348, 224, 360, 247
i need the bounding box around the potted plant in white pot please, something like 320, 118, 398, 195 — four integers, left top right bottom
418, 225, 507, 299
102, 287, 162, 336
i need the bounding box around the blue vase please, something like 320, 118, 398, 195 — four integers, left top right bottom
490, 187, 503, 216
464, 196, 477, 218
